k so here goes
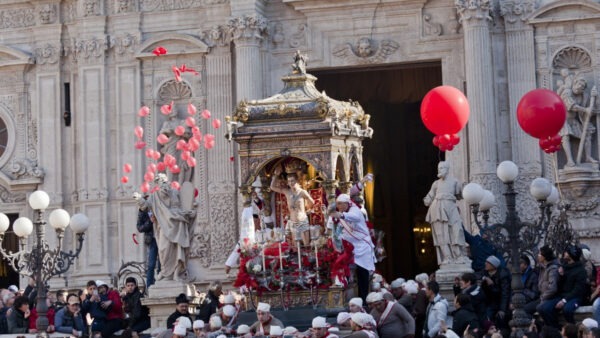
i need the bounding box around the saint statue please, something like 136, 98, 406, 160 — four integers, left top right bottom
423, 161, 468, 265
134, 174, 196, 282
557, 69, 598, 167
270, 166, 314, 246
159, 110, 194, 184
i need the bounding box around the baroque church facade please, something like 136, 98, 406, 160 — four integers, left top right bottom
0, 0, 599, 287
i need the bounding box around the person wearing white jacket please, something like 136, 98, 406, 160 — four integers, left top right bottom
423, 281, 448, 338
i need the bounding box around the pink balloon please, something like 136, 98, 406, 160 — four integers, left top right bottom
204, 140, 215, 149
151, 186, 160, 193
134, 126, 144, 139
141, 182, 150, 193
147, 163, 157, 173
201, 109, 211, 119
135, 141, 147, 150
187, 157, 197, 167
204, 133, 215, 142
191, 126, 200, 135
193, 131, 202, 142
212, 119, 221, 129
188, 138, 200, 151
144, 172, 155, 182
171, 181, 181, 190
123, 163, 132, 173
145, 149, 154, 158
176, 139, 187, 150
121, 176, 129, 184
170, 165, 181, 174
157, 134, 169, 145
157, 162, 166, 172
152, 150, 162, 161
175, 126, 186, 136
186, 117, 196, 127
187, 103, 197, 116
181, 151, 191, 161
138, 106, 150, 117
164, 154, 176, 166
160, 101, 173, 115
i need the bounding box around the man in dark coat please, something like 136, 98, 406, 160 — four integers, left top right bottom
166, 294, 193, 329
122, 277, 150, 336
451, 294, 480, 336
196, 281, 222, 323
520, 255, 540, 315
538, 245, 589, 327
481, 255, 511, 328
458, 272, 486, 325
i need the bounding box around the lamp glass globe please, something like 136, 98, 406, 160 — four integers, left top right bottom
479, 190, 496, 211
28, 190, 50, 210
0, 213, 9, 234
49, 209, 71, 230
497, 161, 519, 183
13, 217, 33, 237
69, 214, 90, 234
530, 177, 553, 201
462, 183, 485, 205
547, 186, 560, 205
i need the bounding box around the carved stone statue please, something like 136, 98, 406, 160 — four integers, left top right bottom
135, 175, 196, 282
159, 111, 193, 184
423, 161, 468, 265
356, 38, 374, 58
557, 70, 598, 167
292, 50, 308, 75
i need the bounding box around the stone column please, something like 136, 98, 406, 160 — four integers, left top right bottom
231, 14, 268, 101
456, 0, 499, 204
500, 0, 541, 222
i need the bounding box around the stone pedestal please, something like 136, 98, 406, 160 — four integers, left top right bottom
142, 280, 198, 329
436, 261, 473, 299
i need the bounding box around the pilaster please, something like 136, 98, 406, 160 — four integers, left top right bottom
500, 0, 541, 222
456, 0, 498, 185
231, 14, 268, 101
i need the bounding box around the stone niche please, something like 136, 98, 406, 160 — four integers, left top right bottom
530, 0, 600, 258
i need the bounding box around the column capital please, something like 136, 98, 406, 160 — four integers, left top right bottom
500, 0, 536, 28
228, 14, 268, 46
455, 0, 492, 24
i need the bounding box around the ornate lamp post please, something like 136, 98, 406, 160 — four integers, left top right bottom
463, 161, 572, 338
0, 190, 89, 337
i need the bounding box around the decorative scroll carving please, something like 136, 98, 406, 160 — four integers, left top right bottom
158, 80, 192, 102
190, 229, 211, 267
455, 0, 492, 23
228, 14, 268, 44
209, 193, 237, 265
201, 25, 232, 47
423, 14, 442, 36
10, 159, 44, 179
34, 44, 60, 65
37, 4, 57, 24
500, 0, 536, 24
72, 37, 108, 61
0, 8, 35, 29
289, 23, 308, 48
110, 33, 139, 55
332, 37, 400, 64
0, 186, 25, 203
140, 0, 227, 12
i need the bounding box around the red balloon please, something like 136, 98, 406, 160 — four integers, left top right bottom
551, 134, 562, 146
420, 86, 470, 135
175, 126, 186, 136
187, 157, 197, 167
140, 182, 150, 193
439, 134, 451, 146
517, 89, 566, 139
157, 162, 167, 172
157, 134, 169, 145
170, 165, 180, 174
539, 138, 552, 150
212, 119, 221, 129
135, 141, 146, 150
171, 182, 181, 190
120, 176, 129, 184
187, 103, 197, 116
138, 106, 150, 117
432, 136, 440, 147
449, 134, 460, 146
186, 116, 196, 127
134, 126, 144, 139
201, 109, 211, 119
123, 163, 132, 173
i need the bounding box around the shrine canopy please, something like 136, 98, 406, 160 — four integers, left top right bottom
229, 51, 374, 207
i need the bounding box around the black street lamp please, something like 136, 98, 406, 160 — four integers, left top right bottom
463, 161, 575, 338
0, 190, 89, 337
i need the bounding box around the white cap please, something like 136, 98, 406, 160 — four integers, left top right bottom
237, 324, 250, 334
312, 316, 328, 328
351, 312, 371, 327
223, 294, 235, 304
257, 302, 270, 312
177, 316, 192, 329
390, 278, 405, 289
329, 327, 340, 333
349, 297, 363, 307
372, 274, 383, 283
403, 280, 419, 295
336, 194, 351, 203
583, 318, 598, 329
270, 325, 283, 336
329, 335, 340, 338
216, 335, 227, 338
209, 316, 222, 329
222, 305, 236, 317
366, 292, 383, 303
95, 280, 107, 288
7, 285, 18, 293
283, 326, 298, 335
173, 325, 187, 336
583, 248, 592, 261
337, 312, 351, 325
415, 273, 429, 284
193, 320, 204, 329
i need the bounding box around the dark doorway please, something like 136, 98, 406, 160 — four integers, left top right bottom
0, 213, 20, 287
312, 63, 442, 281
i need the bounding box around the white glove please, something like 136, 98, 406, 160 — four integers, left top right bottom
362, 173, 374, 183
133, 192, 141, 200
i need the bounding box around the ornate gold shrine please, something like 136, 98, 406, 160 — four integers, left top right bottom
246, 287, 346, 310
229, 51, 373, 210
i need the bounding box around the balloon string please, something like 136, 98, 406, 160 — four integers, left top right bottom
551, 152, 564, 201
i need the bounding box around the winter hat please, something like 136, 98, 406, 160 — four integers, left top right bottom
222, 305, 236, 317
390, 278, 405, 289
237, 324, 250, 334
175, 293, 189, 304
583, 318, 598, 329
486, 256, 501, 268
257, 302, 270, 312
173, 325, 187, 336
176, 317, 192, 329
365, 292, 383, 303
337, 312, 351, 325
312, 316, 328, 328
336, 194, 351, 203
349, 297, 363, 307
351, 312, 371, 327
403, 280, 419, 295
193, 320, 204, 329
270, 326, 283, 336
565, 245, 582, 262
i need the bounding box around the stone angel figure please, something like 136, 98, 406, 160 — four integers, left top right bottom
332, 37, 400, 64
